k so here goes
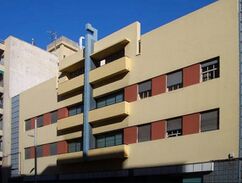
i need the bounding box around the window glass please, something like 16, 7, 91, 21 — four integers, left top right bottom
50, 143, 57, 155
69, 107, 76, 116
76, 105, 82, 114
105, 135, 115, 147
37, 116, 43, 128
138, 124, 151, 142
138, 81, 152, 99
106, 96, 115, 105
51, 111, 58, 124
201, 58, 219, 82
96, 136, 105, 148
167, 118, 182, 137
36, 146, 42, 157
68, 143, 76, 153
116, 93, 123, 103
25, 148, 31, 159
167, 71, 183, 91
97, 99, 106, 108
96, 90, 124, 109
115, 133, 123, 145
201, 109, 219, 132
95, 131, 123, 148
25, 120, 31, 131
68, 103, 83, 116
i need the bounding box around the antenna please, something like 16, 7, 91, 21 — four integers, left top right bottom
47, 30, 58, 52
31, 38, 35, 45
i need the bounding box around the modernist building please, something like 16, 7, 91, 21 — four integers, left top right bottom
6, 0, 242, 182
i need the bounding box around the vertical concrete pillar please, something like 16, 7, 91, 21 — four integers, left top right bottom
83, 23, 98, 158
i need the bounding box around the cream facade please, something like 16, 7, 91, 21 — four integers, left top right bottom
12, 0, 242, 182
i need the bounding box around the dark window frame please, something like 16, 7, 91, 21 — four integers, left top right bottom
25, 119, 31, 131
95, 131, 123, 149
201, 57, 220, 82
201, 109, 219, 132
37, 116, 43, 128
167, 70, 183, 91
68, 139, 82, 153
68, 103, 83, 117
138, 124, 151, 142
51, 111, 58, 124
96, 90, 124, 109
166, 117, 182, 138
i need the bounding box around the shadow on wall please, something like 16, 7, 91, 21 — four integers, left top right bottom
6, 159, 211, 183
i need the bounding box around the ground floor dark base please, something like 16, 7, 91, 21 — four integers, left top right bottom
8, 159, 241, 183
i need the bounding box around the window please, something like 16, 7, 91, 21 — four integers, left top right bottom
68, 140, 82, 153
37, 116, 43, 128
201, 58, 219, 82
138, 124, 151, 142
167, 117, 182, 137
95, 49, 125, 68
138, 80, 152, 99
68, 103, 83, 116
51, 111, 58, 124
25, 119, 31, 131
167, 70, 183, 91
25, 148, 31, 159
96, 91, 124, 109
50, 143, 57, 156
183, 178, 202, 183
201, 109, 219, 132
96, 131, 123, 148
36, 146, 43, 158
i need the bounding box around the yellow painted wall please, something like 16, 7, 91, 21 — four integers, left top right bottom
19, 0, 239, 175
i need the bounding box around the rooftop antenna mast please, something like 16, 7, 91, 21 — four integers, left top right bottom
47, 30, 58, 52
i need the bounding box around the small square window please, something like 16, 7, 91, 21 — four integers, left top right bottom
25, 148, 31, 159
167, 117, 182, 137
37, 116, 43, 128
50, 143, 57, 155
106, 96, 116, 106
51, 111, 58, 124
97, 99, 106, 108
167, 71, 183, 91
25, 120, 31, 131
36, 146, 43, 157
115, 133, 123, 145
201, 58, 219, 82
68, 106, 76, 116
201, 109, 219, 132
96, 136, 105, 148
138, 124, 151, 142
115, 93, 123, 103
138, 80, 152, 99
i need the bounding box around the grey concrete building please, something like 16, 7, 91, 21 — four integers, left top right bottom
0, 36, 59, 182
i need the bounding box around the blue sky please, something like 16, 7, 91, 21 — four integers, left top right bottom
0, 0, 216, 49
